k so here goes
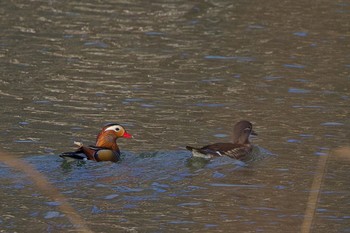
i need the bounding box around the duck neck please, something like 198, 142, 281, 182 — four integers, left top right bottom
96, 132, 119, 151
233, 135, 249, 145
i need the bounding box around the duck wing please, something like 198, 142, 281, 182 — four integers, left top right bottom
60, 145, 120, 162
186, 143, 251, 160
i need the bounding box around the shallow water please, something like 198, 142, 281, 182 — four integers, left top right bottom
1, 0, 350, 232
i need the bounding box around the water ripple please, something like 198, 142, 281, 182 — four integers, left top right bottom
204, 55, 255, 62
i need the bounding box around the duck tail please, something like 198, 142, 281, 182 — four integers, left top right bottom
60, 152, 81, 159
60, 147, 86, 160
73, 141, 83, 147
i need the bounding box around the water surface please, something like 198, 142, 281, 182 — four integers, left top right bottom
1, 0, 349, 232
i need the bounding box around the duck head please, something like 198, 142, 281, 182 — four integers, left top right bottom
232, 120, 257, 144
96, 123, 132, 149
102, 123, 132, 139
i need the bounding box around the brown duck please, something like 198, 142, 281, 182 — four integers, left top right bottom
186, 120, 257, 159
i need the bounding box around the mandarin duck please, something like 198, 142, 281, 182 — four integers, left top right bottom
60, 123, 132, 162
186, 120, 257, 160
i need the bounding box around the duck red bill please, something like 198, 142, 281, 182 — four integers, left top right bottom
123, 131, 133, 139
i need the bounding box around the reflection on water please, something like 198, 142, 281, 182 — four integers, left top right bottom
1, 0, 350, 232
1, 152, 279, 232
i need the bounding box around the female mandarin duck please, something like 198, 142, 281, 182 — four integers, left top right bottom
186, 120, 257, 160
60, 123, 132, 162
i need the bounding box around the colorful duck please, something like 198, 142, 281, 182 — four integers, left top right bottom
60, 123, 132, 162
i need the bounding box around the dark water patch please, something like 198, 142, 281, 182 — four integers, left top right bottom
152, 182, 170, 193
276, 168, 289, 172
124, 195, 159, 202
336, 2, 349, 6
145, 31, 165, 36
45, 201, 61, 207
255, 207, 278, 211
205, 224, 218, 228
341, 95, 349, 100
152, 182, 170, 189
293, 31, 308, 37
123, 204, 138, 209
294, 78, 309, 83
274, 185, 286, 190
319, 215, 344, 220
14, 139, 40, 143
321, 122, 344, 126
283, 64, 306, 69
248, 24, 265, 29
103, 194, 119, 200
212, 171, 225, 178
194, 103, 226, 107
314, 147, 330, 156
177, 202, 201, 207
299, 134, 313, 138
91, 205, 103, 214
321, 190, 349, 195
70, 126, 83, 131
293, 105, 324, 108
213, 133, 228, 138
204, 55, 255, 62
263, 76, 283, 81
141, 103, 156, 108
83, 41, 108, 48
168, 220, 195, 224
201, 78, 225, 83
287, 139, 302, 143
114, 186, 144, 193
123, 98, 144, 102
95, 92, 106, 97
208, 183, 264, 188
44, 211, 62, 219
288, 88, 311, 94
63, 34, 74, 39
322, 90, 337, 95
317, 208, 329, 213
314, 151, 328, 156
33, 100, 51, 104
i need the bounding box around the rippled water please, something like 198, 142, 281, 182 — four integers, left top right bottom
1, 0, 350, 232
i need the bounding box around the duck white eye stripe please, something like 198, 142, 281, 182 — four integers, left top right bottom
104, 125, 120, 132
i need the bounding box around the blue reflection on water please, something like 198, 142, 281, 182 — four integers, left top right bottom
44, 211, 62, 219
204, 55, 255, 62
145, 32, 165, 36
213, 133, 228, 138
0, 148, 274, 229
283, 64, 306, 69
288, 88, 311, 94
84, 41, 108, 48
195, 103, 226, 107
293, 31, 308, 37
321, 122, 344, 126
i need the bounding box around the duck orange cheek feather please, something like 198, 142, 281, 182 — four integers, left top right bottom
123, 131, 133, 139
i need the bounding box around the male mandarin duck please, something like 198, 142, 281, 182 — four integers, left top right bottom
186, 120, 257, 160
60, 123, 132, 162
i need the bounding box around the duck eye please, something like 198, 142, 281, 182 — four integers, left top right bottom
115, 127, 120, 131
